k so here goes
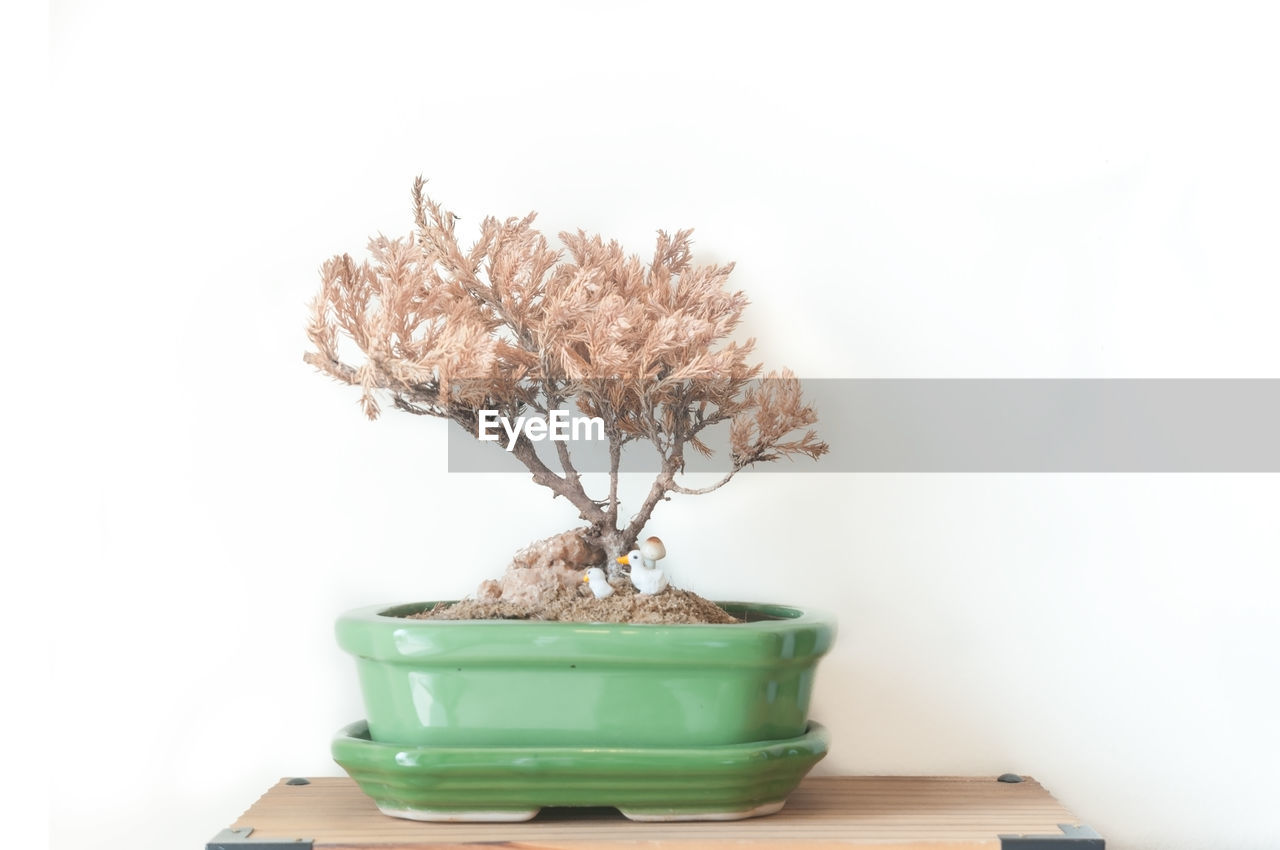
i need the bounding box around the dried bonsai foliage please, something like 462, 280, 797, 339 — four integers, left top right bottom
305, 179, 827, 563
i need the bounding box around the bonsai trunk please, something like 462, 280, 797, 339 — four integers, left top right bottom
507, 431, 682, 578
593, 527, 633, 579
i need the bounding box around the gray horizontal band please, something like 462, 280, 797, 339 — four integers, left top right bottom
446, 379, 1280, 473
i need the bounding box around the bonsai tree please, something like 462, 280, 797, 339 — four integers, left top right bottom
305, 179, 827, 573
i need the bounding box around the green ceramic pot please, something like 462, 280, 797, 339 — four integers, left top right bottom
336, 601, 835, 748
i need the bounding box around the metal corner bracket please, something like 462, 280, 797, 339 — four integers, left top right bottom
1000, 823, 1104, 848
206, 826, 313, 850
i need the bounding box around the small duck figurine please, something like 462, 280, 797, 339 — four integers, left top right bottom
618, 535, 669, 595
582, 566, 614, 599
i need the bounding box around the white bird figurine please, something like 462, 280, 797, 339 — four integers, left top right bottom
618, 536, 669, 595
582, 566, 614, 599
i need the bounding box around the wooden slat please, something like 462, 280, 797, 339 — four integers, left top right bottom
229, 776, 1089, 849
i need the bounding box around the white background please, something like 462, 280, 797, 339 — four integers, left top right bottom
22, 1, 1280, 848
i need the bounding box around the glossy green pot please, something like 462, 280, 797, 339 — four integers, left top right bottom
336, 601, 836, 748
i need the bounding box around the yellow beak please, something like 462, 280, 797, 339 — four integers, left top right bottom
616, 555, 630, 566
582, 573, 590, 583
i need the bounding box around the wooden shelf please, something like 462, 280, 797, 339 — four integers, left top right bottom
211, 775, 1103, 849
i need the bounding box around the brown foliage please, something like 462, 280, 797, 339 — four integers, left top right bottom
305, 180, 828, 559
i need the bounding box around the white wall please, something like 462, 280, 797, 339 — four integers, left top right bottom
33, 2, 1279, 849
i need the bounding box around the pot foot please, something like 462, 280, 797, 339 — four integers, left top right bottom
618, 798, 786, 822
376, 804, 540, 823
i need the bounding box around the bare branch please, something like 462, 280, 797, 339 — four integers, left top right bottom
668, 469, 740, 496
509, 435, 607, 525
623, 462, 678, 547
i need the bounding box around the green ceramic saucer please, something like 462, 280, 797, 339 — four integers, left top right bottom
332, 719, 829, 822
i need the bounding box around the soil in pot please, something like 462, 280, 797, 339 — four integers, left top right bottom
411, 529, 743, 624
412, 580, 738, 624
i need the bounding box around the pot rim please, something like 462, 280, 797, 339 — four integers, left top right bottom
336, 600, 837, 666
346, 599, 832, 626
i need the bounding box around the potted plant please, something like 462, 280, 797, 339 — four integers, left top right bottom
307, 179, 836, 822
